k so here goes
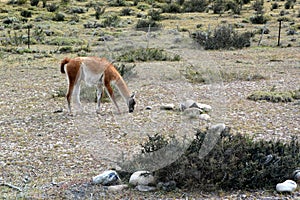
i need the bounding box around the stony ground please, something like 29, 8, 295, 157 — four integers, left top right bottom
0, 30, 299, 199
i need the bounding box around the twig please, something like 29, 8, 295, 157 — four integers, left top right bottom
0, 182, 23, 192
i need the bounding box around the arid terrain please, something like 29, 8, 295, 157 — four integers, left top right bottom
0, 0, 300, 199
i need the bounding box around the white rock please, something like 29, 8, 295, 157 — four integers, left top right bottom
180, 100, 212, 112
107, 184, 128, 192
197, 103, 212, 112
145, 106, 152, 110
199, 113, 211, 121
276, 180, 297, 193
209, 123, 226, 134
183, 107, 203, 118
92, 170, 120, 186
180, 99, 198, 111
160, 103, 175, 110
129, 171, 156, 186
136, 185, 157, 192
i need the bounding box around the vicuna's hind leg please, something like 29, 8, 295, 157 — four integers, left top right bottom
66, 83, 74, 113
72, 81, 82, 111
65, 61, 81, 114
96, 82, 103, 114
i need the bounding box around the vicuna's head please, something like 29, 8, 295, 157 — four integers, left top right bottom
128, 93, 136, 113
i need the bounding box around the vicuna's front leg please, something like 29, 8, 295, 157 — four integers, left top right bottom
105, 82, 121, 114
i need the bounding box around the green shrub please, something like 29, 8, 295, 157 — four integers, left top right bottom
101, 15, 121, 27
140, 128, 300, 191
20, 10, 32, 18
30, 0, 39, 6
161, 3, 182, 13
247, 90, 296, 103
191, 24, 252, 50
250, 14, 267, 24
148, 9, 162, 21
47, 37, 86, 46
52, 12, 65, 21
47, 4, 59, 12
182, 0, 208, 12
183, 65, 265, 83
116, 48, 180, 62
120, 7, 134, 16
135, 19, 162, 31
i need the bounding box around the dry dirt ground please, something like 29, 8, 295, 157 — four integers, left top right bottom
0, 30, 300, 199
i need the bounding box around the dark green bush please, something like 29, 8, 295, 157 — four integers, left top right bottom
101, 15, 121, 27
250, 14, 267, 24
135, 19, 162, 31
161, 3, 182, 13
148, 9, 162, 21
30, 0, 39, 6
182, 0, 208, 12
191, 24, 252, 50
52, 12, 65, 21
142, 128, 300, 191
20, 10, 32, 18
120, 7, 134, 16
47, 4, 59, 12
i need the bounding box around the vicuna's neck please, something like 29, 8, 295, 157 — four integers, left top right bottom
115, 77, 131, 104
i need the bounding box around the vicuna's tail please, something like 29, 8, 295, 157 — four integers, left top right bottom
60, 57, 70, 74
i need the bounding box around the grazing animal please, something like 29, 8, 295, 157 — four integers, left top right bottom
60, 56, 136, 114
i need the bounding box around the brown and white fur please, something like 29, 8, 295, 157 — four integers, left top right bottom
60, 56, 136, 114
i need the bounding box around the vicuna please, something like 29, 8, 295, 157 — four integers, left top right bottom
60, 56, 136, 114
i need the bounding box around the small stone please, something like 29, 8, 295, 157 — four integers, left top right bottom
129, 171, 156, 186
145, 106, 152, 110
276, 180, 297, 193
197, 103, 212, 112
92, 170, 120, 186
107, 184, 128, 192
136, 185, 157, 192
292, 170, 300, 183
160, 103, 175, 110
199, 113, 211, 121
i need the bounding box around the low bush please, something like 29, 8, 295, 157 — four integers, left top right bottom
116, 48, 180, 62
138, 127, 300, 191
247, 90, 299, 103
183, 65, 266, 83
191, 24, 252, 50
135, 19, 162, 31
182, 0, 208, 12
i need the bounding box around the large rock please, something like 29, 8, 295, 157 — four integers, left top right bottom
92, 170, 120, 186
129, 171, 156, 186
276, 180, 297, 193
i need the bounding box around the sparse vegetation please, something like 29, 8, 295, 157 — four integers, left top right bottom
141, 128, 300, 191
183, 64, 266, 83
116, 48, 180, 62
247, 89, 300, 103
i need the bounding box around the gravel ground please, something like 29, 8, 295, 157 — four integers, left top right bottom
0, 41, 299, 199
